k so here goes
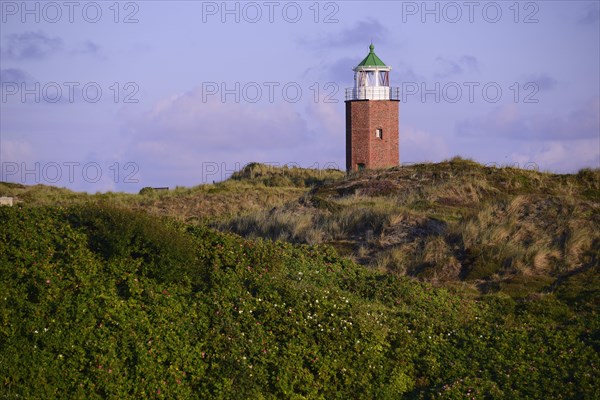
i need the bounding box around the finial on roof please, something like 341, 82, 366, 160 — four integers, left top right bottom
369, 43, 374, 52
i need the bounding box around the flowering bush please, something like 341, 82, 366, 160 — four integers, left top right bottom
0, 205, 597, 398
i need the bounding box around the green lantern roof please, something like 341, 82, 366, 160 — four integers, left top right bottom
356, 44, 388, 68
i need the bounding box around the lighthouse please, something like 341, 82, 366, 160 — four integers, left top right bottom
345, 44, 400, 172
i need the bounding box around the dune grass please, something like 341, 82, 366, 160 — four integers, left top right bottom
216, 159, 600, 297
3, 158, 598, 297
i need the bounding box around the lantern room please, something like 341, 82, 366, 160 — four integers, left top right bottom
346, 44, 397, 101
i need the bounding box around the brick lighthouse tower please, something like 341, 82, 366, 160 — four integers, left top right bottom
345, 44, 400, 172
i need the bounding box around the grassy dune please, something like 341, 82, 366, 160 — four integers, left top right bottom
216, 159, 600, 299
1, 160, 599, 397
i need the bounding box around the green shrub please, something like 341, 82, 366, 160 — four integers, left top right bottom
65, 204, 197, 284
138, 187, 154, 195
0, 196, 598, 399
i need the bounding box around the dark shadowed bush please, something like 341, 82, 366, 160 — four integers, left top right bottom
65, 204, 197, 284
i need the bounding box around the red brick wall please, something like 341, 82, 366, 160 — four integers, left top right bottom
345, 100, 399, 171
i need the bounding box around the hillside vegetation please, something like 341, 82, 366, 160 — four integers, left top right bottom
0, 164, 342, 223
1, 159, 598, 398
2, 159, 599, 299
1, 204, 598, 398
216, 159, 600, 299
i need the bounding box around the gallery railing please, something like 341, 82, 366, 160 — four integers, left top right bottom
345, 87, 401, 101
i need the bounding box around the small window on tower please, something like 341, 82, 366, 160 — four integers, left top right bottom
375, 128, 383, 139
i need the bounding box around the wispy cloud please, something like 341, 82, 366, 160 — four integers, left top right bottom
578, 2, 599, 25
509, 139, 600, 172
0, 68, 32, 83
119, 86, 345, 186
0, 138, 35, 162
434, 55, 479, 78
300, 19, 388, 50
71, 40, 102, 56
1, 32, 102, 60
323, 57, 355, 85
400, 126, 449, 163
522, 73, 557, 91
394, 61, 424, 83
1, 31, 63, 60
456, 98, 600, 141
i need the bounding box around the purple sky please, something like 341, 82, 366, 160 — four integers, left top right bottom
1, 1, 599, 192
